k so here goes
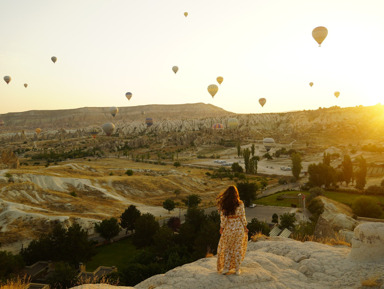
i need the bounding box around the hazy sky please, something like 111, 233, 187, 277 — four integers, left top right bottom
1, 0, 384, 114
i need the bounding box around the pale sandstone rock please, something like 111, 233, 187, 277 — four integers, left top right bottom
349, 222, 384, 262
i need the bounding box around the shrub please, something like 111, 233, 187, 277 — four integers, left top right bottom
173, 161, 181, 167
231, 162, 243, 173
247, 218, 270, 238
70, 192, 77, 197
125, 169, 133, 176
352, 196, 383, 218
365, 185, 384, 195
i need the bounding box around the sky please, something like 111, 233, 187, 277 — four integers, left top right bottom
1, 0, 384, 115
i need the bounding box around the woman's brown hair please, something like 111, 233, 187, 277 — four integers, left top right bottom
217, 185, 242, 216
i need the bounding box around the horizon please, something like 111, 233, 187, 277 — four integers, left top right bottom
1, 0, 384, 115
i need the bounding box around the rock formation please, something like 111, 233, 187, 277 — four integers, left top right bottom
0, 149, 20, 169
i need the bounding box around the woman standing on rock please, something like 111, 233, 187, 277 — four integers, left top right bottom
217, 185, 248, 275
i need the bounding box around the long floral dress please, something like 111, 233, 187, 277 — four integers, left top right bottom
217, 202, 248, 272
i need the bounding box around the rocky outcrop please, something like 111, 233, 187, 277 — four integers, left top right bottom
71, 224, 384, 289
314, 196, 359, 238
349, 222, 384, 262
0, 150, 19, 169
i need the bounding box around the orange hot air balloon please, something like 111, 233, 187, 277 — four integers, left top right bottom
312, 26, 328, 47
35, 128, 41, 135
259, 98, 266, 107
184, 12, 188, 17
334, 91, 340, 98
217, 76, 223, 85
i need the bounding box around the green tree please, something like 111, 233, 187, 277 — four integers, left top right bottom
174, 189, 181, 199
251, 144, 255, 157
341, 154, 353, 186
237, 142, 241, 157
47, 262, 78, 289
352, 196, 383, 218
231, 162, 243, 173
182, 194, 202, 208
133, 213, 160, 247
95, 218, 121, 242
291, 153, 302, 180
236, 181, 258, 207
271, 213, 279, 224
307, 163, 336, 188
243, 148, 251, 173
279, 213, 296, 231
153, 226, 176, 257
0, 251, 24, 280
323, 152, 331, 166
249, 156, 258, 174
247, 218, 270, 238
120, 205, 141, 234
355, 156, 367, 190
163, 199, 176, 213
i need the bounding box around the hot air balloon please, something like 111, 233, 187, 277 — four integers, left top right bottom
259, 98, 266, 107
309, 82, 313, 87
212, 123, 224, 129
312, 26, 328, 47
51, 56, 57, 63
3, 76, 11, 84
227, 118, 239, 129
263, 138, 275, 152
0, 120, 4, 126
125, 92, 132, 100
102, 123, 115, 136
35, 128, 41, 135
24, 83, 28, 88
334, 91, 340, 98
172, 66, 178, 74
208, 84, 218, 98
145, 117, 153, 127
184, 12, 188, 17
110, 106, 118, 117
217, 76, 223, 85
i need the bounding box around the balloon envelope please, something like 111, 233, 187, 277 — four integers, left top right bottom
212, 123, 224, 129
227, 118, 239, 129
217, 76, 223, 85
145, 117, 153, 127
24, 83, 28, 88
3, 76, 11, 84
172, 66, 178, 74
259, 98, 266, 107
35, 128, 41, 135
51, 56, 57, 63
184, 12, 188, 17
0, 120, 4, 126
110, 106, 118, 117
125, 92, 132, 100
102, 123, 115, 136
334, 91, 340, 98
263, 138, 275, 152
309, 82, 313, 87
208, 84, 218, 98
312, 26, 328, 46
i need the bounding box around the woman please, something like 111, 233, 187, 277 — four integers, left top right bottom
217, 185, 248, 275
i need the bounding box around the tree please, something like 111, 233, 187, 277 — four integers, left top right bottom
341, 154, 353, 186
95, 218, 121, 242
279, 213, 296, 230
291, 153, 302, 180
120, 205, 141, 234
355, 156, 367, 190
47, 262, 78, 289
182, 194, 201, 208
133, 213, 160, 247
307, 163, 336, 188
237, 142, 241, 157
167, 217, 181, 232
231, 162, 243, 173
243, 148, 251, 173
323, 152, 331, 166
271, 213, 279, 224
247, 218, 270, 238
0, 251, 24, 280
236, 181, 258, 207
251, 144, 255, 157
352, 196, 383, 218
249, 156, 258, 174
163, 199, 176, 213
153, 226, 176, 257
174, 189, 181, 199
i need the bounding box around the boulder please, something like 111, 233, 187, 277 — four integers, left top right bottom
349, 222, 384, 262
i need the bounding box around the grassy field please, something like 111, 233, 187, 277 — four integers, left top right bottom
255, 190, 384, 209
86, 237, 140, 271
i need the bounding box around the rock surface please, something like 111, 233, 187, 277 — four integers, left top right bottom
71, 224, 384, 289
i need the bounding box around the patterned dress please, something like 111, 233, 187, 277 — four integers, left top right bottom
217, 202, 248, 272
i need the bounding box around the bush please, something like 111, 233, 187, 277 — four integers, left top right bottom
352, 196, 383, 218
365, 185, 384, 195
307, 187, 324, 203
70, 192, 77, 197
231, 162, 243, 173
279, 213, 296, 230
307, 198, 324, 221
247, 218, 270, 238
173, 161, 181, 167
125, 169, 133, 176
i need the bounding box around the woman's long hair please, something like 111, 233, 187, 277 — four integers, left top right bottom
217, 185, 241, 216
